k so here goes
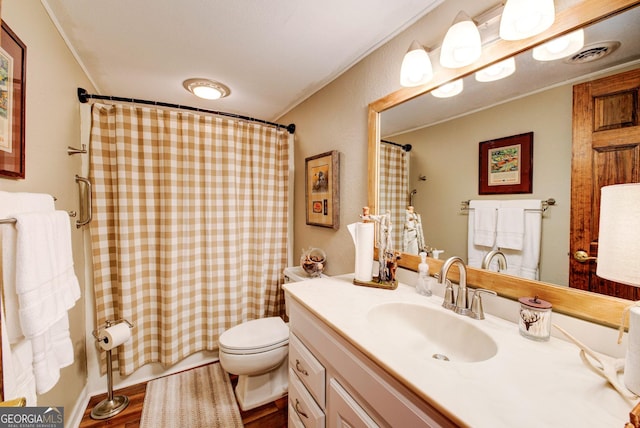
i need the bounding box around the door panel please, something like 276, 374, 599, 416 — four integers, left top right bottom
570, 67, 640, 299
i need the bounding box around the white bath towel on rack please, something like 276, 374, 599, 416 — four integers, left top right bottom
470, 200, 498, 247
500, 200, 543, 280
0, 191, 56, 403
13, 210, 80, 393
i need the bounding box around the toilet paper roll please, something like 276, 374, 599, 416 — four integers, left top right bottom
625, 306, 640, 395
99, 323, 132, 351
347, 222, 375, 282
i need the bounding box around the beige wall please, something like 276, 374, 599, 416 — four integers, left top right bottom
391, 85, 573, 286
0, 0, 95, 417
280, 0, 497, 275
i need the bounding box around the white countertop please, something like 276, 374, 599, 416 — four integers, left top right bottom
284, 275, 634, 427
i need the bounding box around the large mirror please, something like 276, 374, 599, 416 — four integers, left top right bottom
368, 0, 640, 327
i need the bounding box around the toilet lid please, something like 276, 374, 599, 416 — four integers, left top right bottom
219, 317, 289, 352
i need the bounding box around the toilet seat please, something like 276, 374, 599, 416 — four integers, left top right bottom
219, 317, 289, 355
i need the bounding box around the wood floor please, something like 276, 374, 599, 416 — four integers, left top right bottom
79, 365, 287, 427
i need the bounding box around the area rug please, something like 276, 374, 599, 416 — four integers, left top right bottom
140, 363, 243, 428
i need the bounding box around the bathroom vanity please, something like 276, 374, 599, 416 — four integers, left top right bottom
283, 275, 632, 427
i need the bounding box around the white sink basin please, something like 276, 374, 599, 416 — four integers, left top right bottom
366, 302, 498, 363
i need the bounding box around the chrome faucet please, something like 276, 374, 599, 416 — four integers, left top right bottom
439, 256, 470, 316
481, 250, 507, 272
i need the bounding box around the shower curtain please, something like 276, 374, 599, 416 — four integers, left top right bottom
88, 103, 290, 375
378, 143, 409, 251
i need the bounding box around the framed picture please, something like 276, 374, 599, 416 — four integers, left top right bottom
479, 132, 533, 195
0, 21, 26, 179
305, 150, 340, 229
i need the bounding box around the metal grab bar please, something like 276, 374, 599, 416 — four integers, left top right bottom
75, 175, 92, 228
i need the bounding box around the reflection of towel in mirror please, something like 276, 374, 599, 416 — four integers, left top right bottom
496, 206, 525, 250
500, 200, 542, 280
467, 200, 499, 268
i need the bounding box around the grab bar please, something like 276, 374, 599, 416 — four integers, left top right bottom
75, 175, 92, 228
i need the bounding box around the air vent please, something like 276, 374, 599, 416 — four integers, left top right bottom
565, 41, 621, 64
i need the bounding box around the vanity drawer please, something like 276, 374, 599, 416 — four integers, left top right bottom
328, 378, 379, 428
290, 333, 326, 406
289, 367, 325, 428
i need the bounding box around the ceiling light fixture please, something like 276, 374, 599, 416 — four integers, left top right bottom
400, 40, 434, 87
533, 29, 585, 61
475, 57, 516, 82
440, 11, 482, 69
499, 0, 555, 41
431, 79, 463, 98
183, 78, 231, 100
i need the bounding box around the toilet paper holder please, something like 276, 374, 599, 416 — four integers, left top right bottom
90, 319, 134, 421
91, 319, 133, 344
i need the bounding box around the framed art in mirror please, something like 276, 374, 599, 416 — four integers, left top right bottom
305, 150, 340, 229
479, 132, 533, 195
0, 21, 26, 179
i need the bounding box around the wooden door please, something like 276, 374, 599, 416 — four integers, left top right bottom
570, 67, 640, 299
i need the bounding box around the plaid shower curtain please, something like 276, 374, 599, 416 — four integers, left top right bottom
378, 143, 409, 250
89, 103, 290, 375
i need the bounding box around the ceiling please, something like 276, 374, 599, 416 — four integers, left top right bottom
42, 0, 443, 122
382, 5, 640, 136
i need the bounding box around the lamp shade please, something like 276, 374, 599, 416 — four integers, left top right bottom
440, 11, 482, 69
533, 29, 584, 61
596, 183, 640, 287
475, 57, 516, 82
400, 41, 433, 87
431, 79, 463, 98
499, 0, 555, 41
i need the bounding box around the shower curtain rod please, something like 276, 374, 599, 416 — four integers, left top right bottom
381, 139, 411, 152
77, 88, 296, 134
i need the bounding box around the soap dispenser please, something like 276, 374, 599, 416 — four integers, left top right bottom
416, 251, 432, 296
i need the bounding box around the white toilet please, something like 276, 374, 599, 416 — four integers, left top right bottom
219, 316, 289, 411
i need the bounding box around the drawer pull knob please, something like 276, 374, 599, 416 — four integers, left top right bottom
295, 359, 309, 376
294, 399, 309, 419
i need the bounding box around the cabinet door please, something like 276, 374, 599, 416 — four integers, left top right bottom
289, 368, 325, 428
328, 378, 379, 428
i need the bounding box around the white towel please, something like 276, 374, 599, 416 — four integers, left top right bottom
14, 211, 81, 338
0, 192, 58, 402
499, 200, 543, 280
13, 210, 80, 394
467, 201, 499, 268
469, 200, 498, 248
496, 206, 525, 250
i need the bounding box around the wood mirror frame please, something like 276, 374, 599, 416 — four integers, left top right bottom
368, 0, 640, 328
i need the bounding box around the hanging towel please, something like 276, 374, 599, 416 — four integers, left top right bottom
499, 200, 543, 280
496, 206, 526, 250
0, 191, 57, 402
470, 200, 498, 248
13, 210, 80, 394
467, 200, 499, 268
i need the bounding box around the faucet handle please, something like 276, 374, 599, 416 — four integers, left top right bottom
469, 289, 498, 320
442, 279, 455, 310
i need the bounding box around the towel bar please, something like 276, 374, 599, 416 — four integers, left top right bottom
460, 198, 556, 213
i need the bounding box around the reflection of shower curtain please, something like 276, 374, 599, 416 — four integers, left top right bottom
378, 143, 409, 250
89, 103, 290, 375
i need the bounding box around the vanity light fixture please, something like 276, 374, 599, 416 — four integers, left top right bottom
431, 79, 463, 98
499, 0, 555, 41
183, 78, 231, 100
400, 41, 434, 87
475, 57, 516, 82
440, 11, 482, 69
533, 29, 585, 61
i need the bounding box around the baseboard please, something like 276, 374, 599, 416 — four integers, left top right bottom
66, 384, 89, 428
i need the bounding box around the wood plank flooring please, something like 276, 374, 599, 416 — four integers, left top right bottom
79, 365, 287, 427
